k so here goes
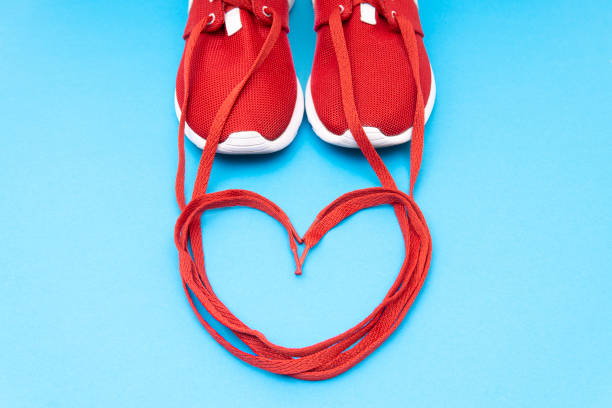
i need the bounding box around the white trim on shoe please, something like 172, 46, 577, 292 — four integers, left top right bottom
175, 80, 304, 154
305, 66, 436, 149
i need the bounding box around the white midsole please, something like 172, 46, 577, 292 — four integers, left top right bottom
305, 65, 436, 148
175, 79, 304, 154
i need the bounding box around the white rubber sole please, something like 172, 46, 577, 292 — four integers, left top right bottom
305, 66, 436, 149
174, 80, 304, 154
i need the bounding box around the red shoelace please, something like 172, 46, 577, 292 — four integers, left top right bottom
174, 3, 432, 380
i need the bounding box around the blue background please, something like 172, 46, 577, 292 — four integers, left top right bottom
1, 0, 611, 406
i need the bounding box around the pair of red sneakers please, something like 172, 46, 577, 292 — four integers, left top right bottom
173, 0, 434, 380
176, 0, 434, 154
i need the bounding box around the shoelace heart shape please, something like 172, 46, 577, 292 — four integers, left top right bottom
175, 4, 431, 380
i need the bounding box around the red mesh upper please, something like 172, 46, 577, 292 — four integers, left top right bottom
176, 6, 297, 143
310, 3, 432, 136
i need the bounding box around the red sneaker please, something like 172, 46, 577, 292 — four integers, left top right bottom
175, 0, 303, 154
306, 0, 435, 148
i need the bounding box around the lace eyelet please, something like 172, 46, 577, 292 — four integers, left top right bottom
262, 5, 272, 17
391, 10, 397, 19
207, 13, 216, 25
338, 5, 345, 14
